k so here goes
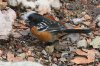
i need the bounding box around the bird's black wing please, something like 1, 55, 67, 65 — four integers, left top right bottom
28, 13, 92, 33
28, 13, 64, 31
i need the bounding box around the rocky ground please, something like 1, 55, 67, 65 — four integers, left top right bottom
0, 0, 100, 66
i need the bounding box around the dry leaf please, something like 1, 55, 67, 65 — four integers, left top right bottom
0, 1, 7, 8
13, 57, 23, 62
81, 0, 88, 5
71, 57, 89, 64
22, 47, 28, 52
71, 49, 97, 64
27, 57, 35, 62
74, 25, 81, 29
0, 50, 3, 57
74, 49, 87, 55
90, 22, 96, 29
19, 24, 28, 29
84, 14, 92, 20
83, 21, 91, 26
7, 52, 14, 62
26, 50, 32, 56
96, 5, 100, 8
93, 31, 99, 36
45, 45, 54, 54
19, 20, 27, 25
86, 37, 92, 44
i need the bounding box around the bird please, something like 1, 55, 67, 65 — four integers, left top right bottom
22, 12, 63, 44
22, 12, 92, 45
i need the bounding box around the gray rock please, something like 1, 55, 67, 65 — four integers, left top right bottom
95, 15, 100, 27
72, 18, 85, 25
61, 52, 68, 58
69, 47, 77, 51
11, 31, 22, 38
97, 22, 100, 27
67, 33, 80, 43
20, 29, 30, 36
93, 8, 100, 17
17, 49, 23, 53
42, 50, 47, 55
95, 15, 100, 22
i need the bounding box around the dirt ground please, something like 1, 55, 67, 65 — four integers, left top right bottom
0, 0, 100, 66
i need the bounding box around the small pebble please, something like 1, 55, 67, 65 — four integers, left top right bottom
67, 33, 80, 43
72, 18, 85, 25
42, 50, 47, 55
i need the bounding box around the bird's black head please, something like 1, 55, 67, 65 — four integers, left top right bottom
28, 13, 43, 25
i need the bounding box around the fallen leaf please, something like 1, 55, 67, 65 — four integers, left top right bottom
0, 50, 3, 57
74, 49, 87, 55
45, 45, 54, 54
27, 57, 35, 62
22, 47, 28, 52
26, 50, 32, 56
74, 25, 81, 29
13, 56, 23, 62
96, 5, 100, 8
19, 20, 27, 25
7, 52, 14, 62
84, 14, 92, 20
0, 1, 7, 8
83, 21, 91, 26
71, 57, 89, 64
71, 49, 97, 64
19, 24, 28, 29
90, 22, 96, 29
81, 0, 88, 5
93, 31, 99, 36
86, 37, 92, 44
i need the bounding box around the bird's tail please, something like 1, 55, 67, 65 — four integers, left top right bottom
53, 29, 92, 33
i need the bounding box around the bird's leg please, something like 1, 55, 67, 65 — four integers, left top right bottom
45, 42, 53, 46
37, 41, 46, 48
